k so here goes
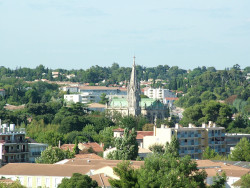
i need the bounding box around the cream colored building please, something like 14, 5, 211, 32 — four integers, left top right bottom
143, 121, 226, 159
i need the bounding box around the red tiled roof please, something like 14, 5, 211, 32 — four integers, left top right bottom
136, 131, 154, 140
81, 142, 103, 153
165, 97, 179, 100
75, 153, 103, 160
60, 144, 75, 152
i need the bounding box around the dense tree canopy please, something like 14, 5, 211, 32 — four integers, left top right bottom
58, 173, 99, 188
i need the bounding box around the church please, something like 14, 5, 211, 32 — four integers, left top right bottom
107, 57, 167, 122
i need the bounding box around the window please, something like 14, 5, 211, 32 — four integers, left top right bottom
37, 177, 42, 187
46, 178, 50, 188
28, 177, 32, 187
18, 177, 24, 185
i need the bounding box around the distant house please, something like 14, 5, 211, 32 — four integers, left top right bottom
78, 142, 103, 154
60, 144, 75, 152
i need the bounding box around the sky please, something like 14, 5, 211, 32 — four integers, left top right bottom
0, 0, 249, 70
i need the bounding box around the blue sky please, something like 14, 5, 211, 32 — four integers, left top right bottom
0, 0, 249, 70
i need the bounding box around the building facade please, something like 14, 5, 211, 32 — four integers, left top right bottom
0, 124, 29, 165
143, 121, 226, 159
144, 88, 176, 100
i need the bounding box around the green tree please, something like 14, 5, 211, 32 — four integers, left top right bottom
0, 180, 26, 188
165, 135, 179, 158
241, 173, 250, 188
99, 93, 108, 104
230, 137, 250, 161
36, 146, 74, 164
109, 161, 139, 188
202, 146, 218, 159
148, 143, 164, 154
73, 141, 80, 154
107, 128, 138, 160
58, 173, 99, 188
138, 154, 207, 188
210, 172, 227, 188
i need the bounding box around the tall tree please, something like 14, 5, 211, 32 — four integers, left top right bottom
107, 128, 138, 160
230, 137, 250, 161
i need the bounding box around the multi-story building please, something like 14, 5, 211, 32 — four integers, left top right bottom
0, 124, 29, 165
225, 133, 250, 154
64, 94, 82, 104
144, 88, 176, 101
143, 121, 226, 159
28, 143, 48, 163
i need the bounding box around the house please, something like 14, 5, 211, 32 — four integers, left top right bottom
196, 160, 250, 187
0, 158, 248, 188
78, 142, 103, 154
60, 144, 75, 152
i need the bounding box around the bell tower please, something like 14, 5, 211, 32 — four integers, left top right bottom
127, 56, 141, 116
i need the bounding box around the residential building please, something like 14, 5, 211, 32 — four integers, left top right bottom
61, 86, 79, 93
0, 123, 29, 165
144, 87, 176, 101
225, 133, 250, 154
64, 94, 82, 104
28, 143, 48, 163
0, 158, 248, 188
0, 158, 144, 188
143, 121, 226, 159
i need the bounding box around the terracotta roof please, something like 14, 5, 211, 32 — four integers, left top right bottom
75, 153, 103, 160
63, 158, 144, 168
60, 144, 75, 152
136, 131, 154, 140
165, 97, 179, 100
91, 173, 111, 187
196, 160, 250, 177
80, 142, 103, 153
88, 103, 106, 108
0, 89, 5, 91
113, 128, 124, 132
0, 163, 91, 177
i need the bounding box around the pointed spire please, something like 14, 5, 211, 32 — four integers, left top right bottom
130, 56, 137, 85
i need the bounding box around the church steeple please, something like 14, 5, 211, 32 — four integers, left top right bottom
127, 56, 141, 116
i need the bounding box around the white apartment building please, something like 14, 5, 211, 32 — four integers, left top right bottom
64, 94, 82, 104
144, 88, 176, 101
143, 122, 226, 159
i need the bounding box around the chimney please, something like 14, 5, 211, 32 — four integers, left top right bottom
202, 123, 206, 128
188, 123, 192, 128
175, 123, 179, 129
208, 121, 213, 127
161, 124, 165, 129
